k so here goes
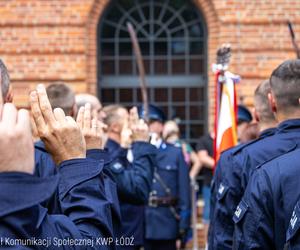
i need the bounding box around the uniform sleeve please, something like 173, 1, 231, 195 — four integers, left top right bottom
285, 201, 300, 250
177, 150, 191, 231
232, 167, 275, 250
86, 149, 111, 164
109, 141, 156, 205
208, 152, 245, 250
0, 158, 114, 250
86, 149, 122, 236
34, 148, 57, 177
208, 151, 233, 250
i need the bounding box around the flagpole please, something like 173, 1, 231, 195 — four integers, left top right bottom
213, 70, 221, 170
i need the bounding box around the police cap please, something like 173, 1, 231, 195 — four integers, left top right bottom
138, 104, 166, 123
238, 105, 252, 123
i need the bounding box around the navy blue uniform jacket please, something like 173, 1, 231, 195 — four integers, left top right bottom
209, 119, 300, 250
0, 158, 114, 249
285, 201, 300, 250
208, 128, 275, 250
145, 142, 191, 240
233, 145, 300, 249
34, 141, 119, 248
104, 139, 156, 247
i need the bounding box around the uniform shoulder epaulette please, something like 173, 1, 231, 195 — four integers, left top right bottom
231, 137, 264, 155
256, 143, 298, 169
220, 145, 240, 155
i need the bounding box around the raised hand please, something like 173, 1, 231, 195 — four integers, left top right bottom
76, 103, 106, 150
30, 84, 85, 165
0, 103, 34, 174
129, 107, 149, 142
121, 119, 133, 148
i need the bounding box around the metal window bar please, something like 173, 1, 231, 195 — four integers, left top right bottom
98, 0, 208, 145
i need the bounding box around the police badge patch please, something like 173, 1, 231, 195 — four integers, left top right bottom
111, 162, 124, 173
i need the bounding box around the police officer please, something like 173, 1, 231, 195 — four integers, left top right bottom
0, 83, 113, 249
36, 83, 122, 245
233, 59, 300, 249
102, 104, 157, 250
139, 105, 191, 250
34, 82, 76, 177
208, 79, 278, 249
0, 61, 57, 179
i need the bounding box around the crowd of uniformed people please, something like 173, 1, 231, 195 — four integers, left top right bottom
0, 58, 191, 250
208, 59, 300, 250
1, 57, 300, 250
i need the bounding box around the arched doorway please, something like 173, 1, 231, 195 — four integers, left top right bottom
97, 0, 207, 146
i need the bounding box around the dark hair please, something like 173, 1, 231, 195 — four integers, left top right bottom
270, 59, 300, 111
0, 59, 10, 99
46, 82, 75, 115
254, 80, 276, 123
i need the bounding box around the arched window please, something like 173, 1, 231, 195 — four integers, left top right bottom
98, 0, 207, 146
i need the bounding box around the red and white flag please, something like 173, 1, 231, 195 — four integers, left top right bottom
214, 71, 239, 163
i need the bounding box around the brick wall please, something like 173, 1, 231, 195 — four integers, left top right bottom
0, 0, 96, 106
1, 0, 300, 122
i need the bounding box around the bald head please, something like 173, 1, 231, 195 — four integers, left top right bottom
254, 80, 276, 124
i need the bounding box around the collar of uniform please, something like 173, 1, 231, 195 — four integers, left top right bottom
105, 139, 128, 161
34, 140, 47, 153
0, 172, 59, 217
259, 127, 276, 138
276, 119, 300, 134
105, 138, 121, 152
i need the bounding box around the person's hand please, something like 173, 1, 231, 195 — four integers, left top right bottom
30, 84, 86, 165
0, 103, 34, 174
120, 119, 132, 148
30, 115, 40, 142
130, 107, 149, 142
76, 103, 106, 150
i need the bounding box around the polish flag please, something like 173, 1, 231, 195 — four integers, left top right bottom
214, 71, 238, 163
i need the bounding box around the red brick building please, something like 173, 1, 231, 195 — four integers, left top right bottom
0, 0, 299, 144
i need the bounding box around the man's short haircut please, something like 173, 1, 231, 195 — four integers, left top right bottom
0, 59, 10, 99
102, 104, 125, 127
270, 59, 300, 112
46, 82, 75, 115
254, 80, 276, 123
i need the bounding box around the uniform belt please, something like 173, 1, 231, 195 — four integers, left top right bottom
148, 196, 178, 207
